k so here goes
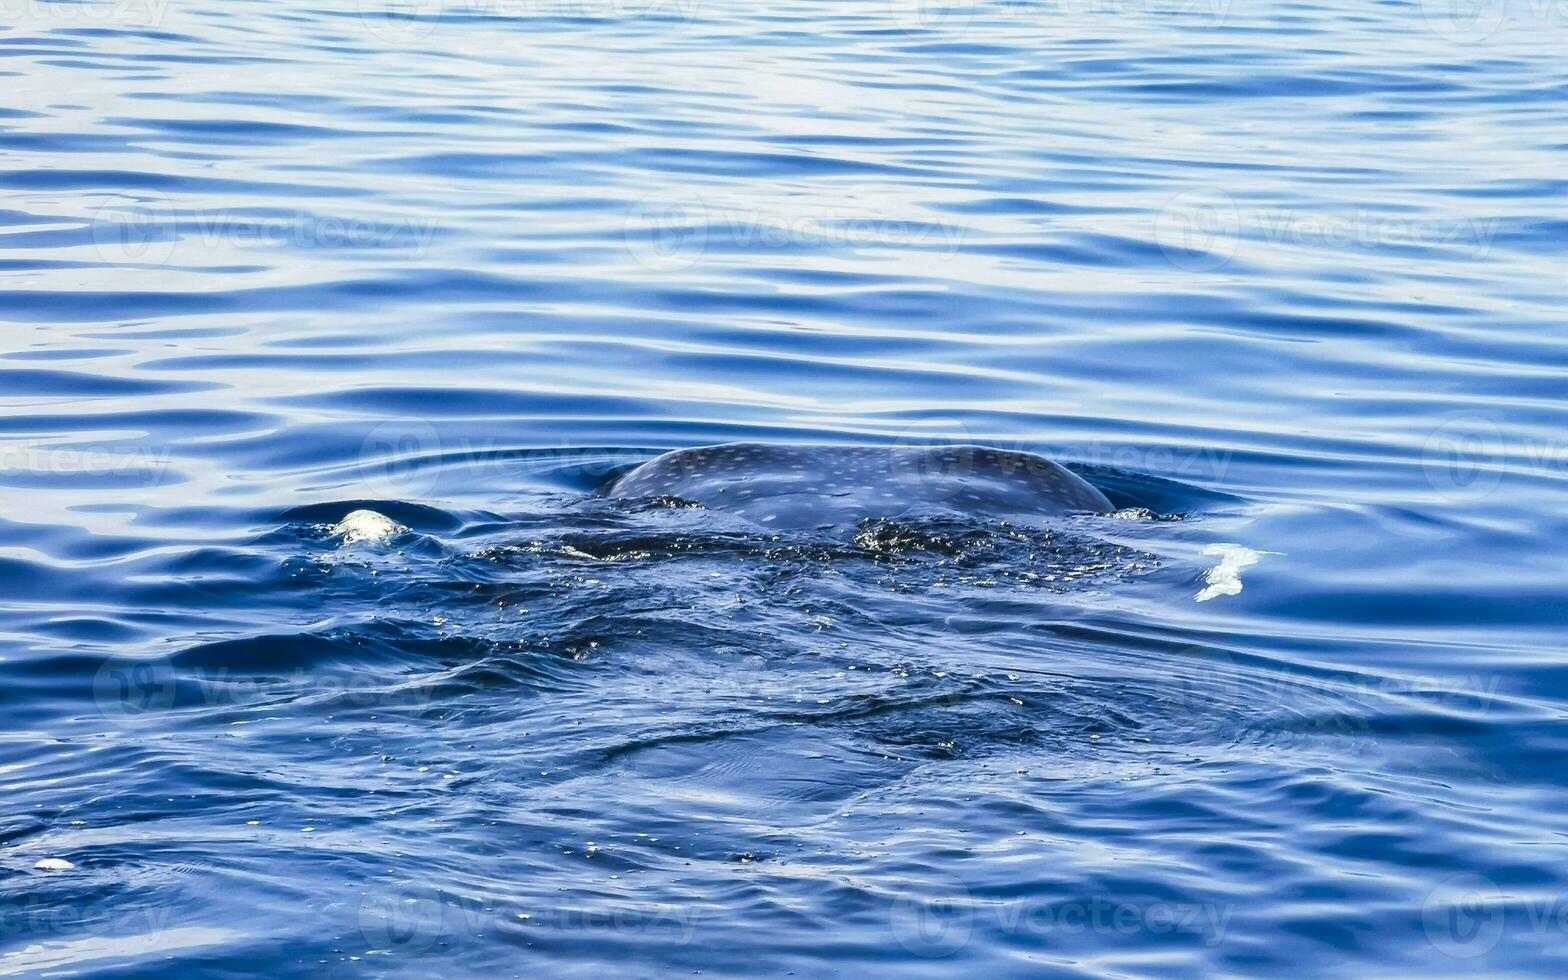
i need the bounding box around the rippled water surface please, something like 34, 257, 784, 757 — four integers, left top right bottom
3, 0, 1568, 975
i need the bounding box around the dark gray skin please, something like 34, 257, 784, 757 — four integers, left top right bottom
603, 443, 1113, 529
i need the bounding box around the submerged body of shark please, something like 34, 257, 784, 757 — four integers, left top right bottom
602, 443, 1112, 529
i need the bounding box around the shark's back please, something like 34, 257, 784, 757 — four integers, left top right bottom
604, 443, 1112, 528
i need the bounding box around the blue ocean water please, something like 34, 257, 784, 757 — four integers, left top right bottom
3, 0, 1567, 974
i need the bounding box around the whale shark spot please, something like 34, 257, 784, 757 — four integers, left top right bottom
601, 444, 1113, 529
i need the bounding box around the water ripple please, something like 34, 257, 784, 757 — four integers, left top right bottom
3, 0, 1567, 975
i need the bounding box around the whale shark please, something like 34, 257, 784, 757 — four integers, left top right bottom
602, 443, 1113, 529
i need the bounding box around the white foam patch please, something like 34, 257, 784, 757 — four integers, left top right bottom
332, 509, 405, 545
34, 858, 75, 871
1195, 543, 1263, 602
